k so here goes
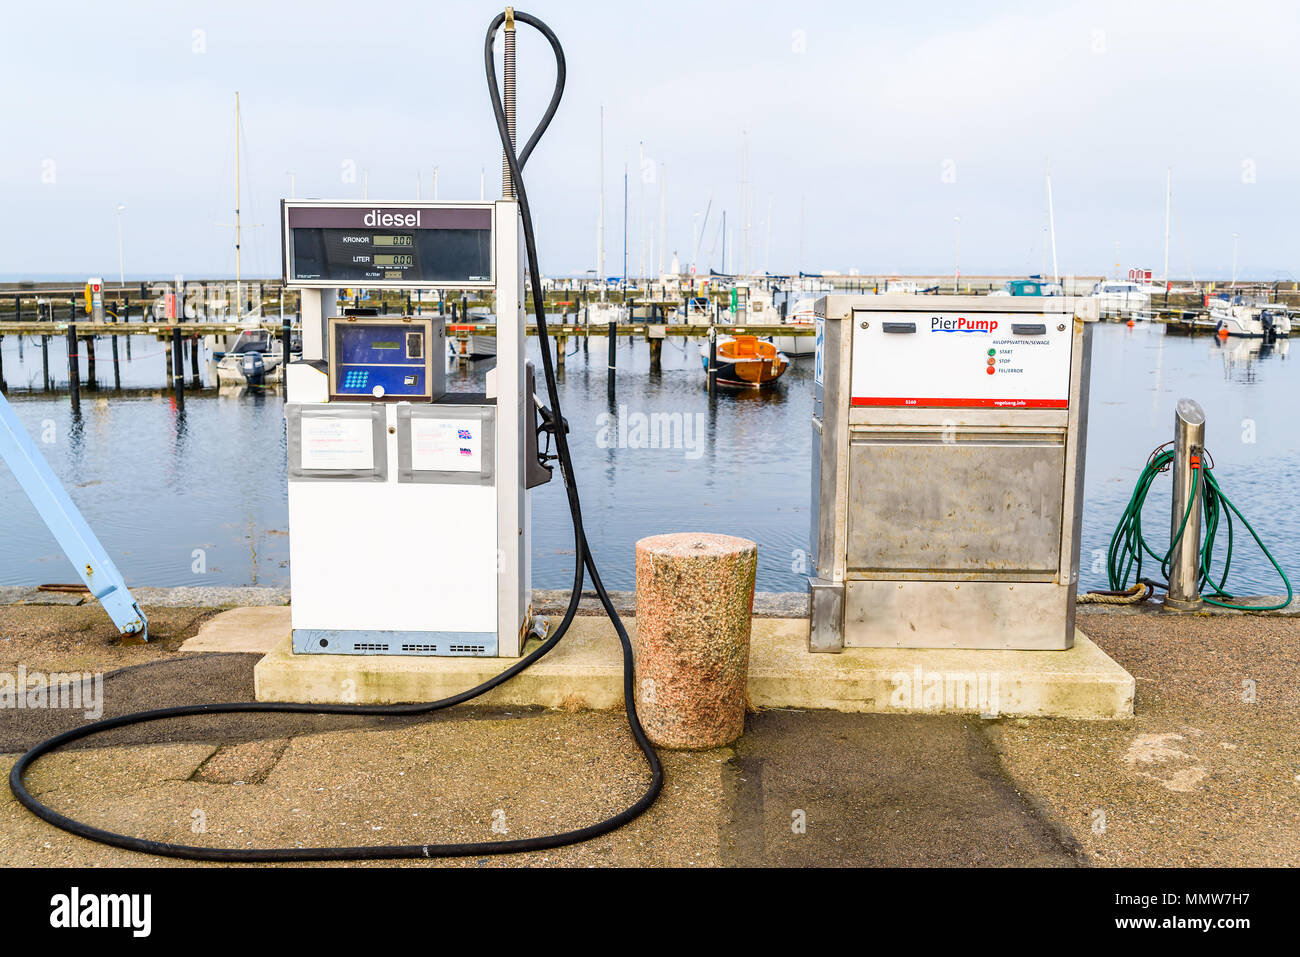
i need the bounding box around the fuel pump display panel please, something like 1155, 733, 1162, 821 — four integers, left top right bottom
328, 318, 437, 401
283, 201, 494, 289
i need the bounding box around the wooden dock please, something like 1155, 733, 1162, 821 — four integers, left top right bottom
0, 321, 816, 338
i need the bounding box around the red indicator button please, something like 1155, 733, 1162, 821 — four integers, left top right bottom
986, 366, 996, 375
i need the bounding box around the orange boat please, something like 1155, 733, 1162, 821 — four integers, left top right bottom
702, 335, 790, 389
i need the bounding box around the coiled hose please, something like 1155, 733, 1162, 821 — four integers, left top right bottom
1103, 444, 1292, 611
7, 10, 664, 862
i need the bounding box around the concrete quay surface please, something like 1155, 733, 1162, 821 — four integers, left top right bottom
0, 595, 1297, 866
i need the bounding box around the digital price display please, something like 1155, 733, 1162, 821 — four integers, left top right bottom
283, 201, 494, 289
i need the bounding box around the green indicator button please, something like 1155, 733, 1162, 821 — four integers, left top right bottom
987, 348, 996, 356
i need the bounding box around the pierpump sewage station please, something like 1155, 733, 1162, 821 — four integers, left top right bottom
808, 294, 1093, 652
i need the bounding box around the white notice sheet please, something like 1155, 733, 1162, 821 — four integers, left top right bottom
411, 418, 481, 473
300, 417, 374, 470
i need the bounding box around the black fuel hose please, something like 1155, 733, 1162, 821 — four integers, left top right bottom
7, 10, 663, 862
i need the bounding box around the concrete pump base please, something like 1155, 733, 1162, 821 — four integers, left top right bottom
223, 608, 1134, 720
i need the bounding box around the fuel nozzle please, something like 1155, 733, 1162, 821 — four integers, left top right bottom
525, 361, 563, 488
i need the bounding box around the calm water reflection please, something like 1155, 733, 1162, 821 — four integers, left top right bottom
0, 323, 1294, 596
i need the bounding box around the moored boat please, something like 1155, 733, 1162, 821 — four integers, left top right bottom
214, 328, 288, 386
730, 287, 816, 357
1210, 299, 1291, 340
702, 334, 789, 389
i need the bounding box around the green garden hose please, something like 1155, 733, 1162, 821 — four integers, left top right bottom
1104, 444, 1292, 611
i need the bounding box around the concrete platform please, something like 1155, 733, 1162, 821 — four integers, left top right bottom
181, 606, 298, 654
243, 608, 1133, 719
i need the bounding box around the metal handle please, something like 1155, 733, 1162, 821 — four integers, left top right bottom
882, 322, 916, 334
1012, 323, 1047, 335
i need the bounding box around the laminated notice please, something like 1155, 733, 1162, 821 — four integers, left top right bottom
300, 417, 374, 470
411, 418, 481, 473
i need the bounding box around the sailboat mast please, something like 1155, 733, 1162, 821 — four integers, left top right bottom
658, 162, 667, 277
741, 132, 749, 276
1046, 170, 1059, 283
234, 91, 242, 315
798, 194, 805, 275
1162, 167, 1171, 289
597, 106, 605, 295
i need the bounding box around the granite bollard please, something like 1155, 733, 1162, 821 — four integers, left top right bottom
633, 533, 757, 749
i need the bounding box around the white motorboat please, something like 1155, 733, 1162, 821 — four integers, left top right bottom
1088, 279, 1153, 319
214, 328, 288, 386
1210, 299, 1291, 340
585, 300, 626, 327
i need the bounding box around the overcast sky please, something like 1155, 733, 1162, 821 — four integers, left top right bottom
3, 0, 1297, 280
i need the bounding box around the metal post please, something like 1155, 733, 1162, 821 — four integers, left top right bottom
0, 390, 147, 638
707, 325, 718, 394
84, 335, 96, 390
607, 318, 617, 373
41, 336, 50, 391
190, 335, 201, 388
66, 324, 80, 412
111, 334, 121, 390
1166, 398, 1206, 610
172, 327, 185, 410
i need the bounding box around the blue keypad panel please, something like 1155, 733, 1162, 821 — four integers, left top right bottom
331, 321, 428, 398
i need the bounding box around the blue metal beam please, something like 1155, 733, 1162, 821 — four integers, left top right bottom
0, 392, 147, 640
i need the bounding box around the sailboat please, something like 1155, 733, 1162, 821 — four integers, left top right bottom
211, 92, 292, 387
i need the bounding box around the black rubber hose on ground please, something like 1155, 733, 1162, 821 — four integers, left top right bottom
7, 10, 663, 862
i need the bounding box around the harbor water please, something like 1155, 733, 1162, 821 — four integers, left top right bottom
0, 323, 1295, 597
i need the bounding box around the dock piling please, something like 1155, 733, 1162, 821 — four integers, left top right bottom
66, 324, 81, 412
41, 335, 50, 391
85, 335, 96, 390
171, 327, 185, 410
163, 335, 173, 391
707, 325, 718, 394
